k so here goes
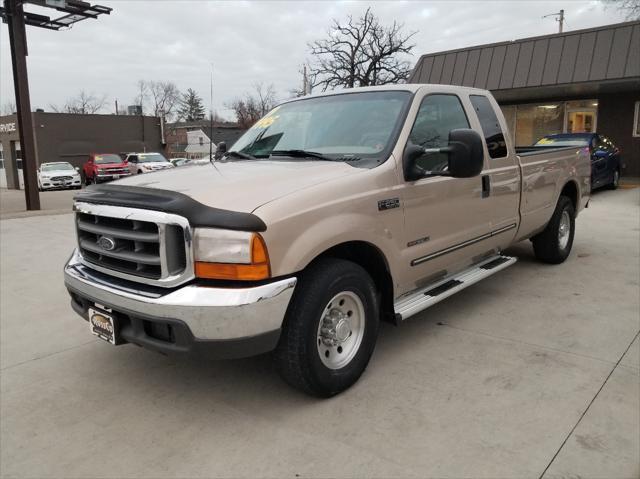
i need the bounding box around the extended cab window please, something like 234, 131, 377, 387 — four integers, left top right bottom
408, 94, 470, 172
470, 95, 507, 159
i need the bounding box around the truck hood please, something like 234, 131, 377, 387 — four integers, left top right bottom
114, 160, 361, 213
39, 169, 80, 176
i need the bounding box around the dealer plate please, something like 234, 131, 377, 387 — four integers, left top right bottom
89, 308, 116, 344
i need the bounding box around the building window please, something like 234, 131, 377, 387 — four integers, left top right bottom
565, 100, 598, 134
514, 103, 564, 146
634, 101, 640, 137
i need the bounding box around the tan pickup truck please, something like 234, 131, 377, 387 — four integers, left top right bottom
64, 84, 590, 396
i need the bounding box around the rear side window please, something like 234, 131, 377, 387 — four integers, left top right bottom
408, 94, 470, 172
470, 95, 507, 159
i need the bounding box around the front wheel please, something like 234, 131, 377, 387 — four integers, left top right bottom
532, 195, 575, 264
274, 258, 380, 397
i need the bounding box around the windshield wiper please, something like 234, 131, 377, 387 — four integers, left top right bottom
270, 149, 338, 162
223, 151, 257, 161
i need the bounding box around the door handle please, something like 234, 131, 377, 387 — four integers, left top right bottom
482, 175, 491, 198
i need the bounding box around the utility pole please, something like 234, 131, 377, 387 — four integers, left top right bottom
6, 0, 39, 209
543, 9, 565, 34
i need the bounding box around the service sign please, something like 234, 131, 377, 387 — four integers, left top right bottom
0, 123, 16, 134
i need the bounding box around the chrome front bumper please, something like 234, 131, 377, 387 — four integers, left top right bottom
64, 250, 296, 347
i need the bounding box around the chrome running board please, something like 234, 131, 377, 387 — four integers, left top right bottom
394, 255, 517, 321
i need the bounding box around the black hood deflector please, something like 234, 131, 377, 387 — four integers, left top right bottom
74, 184, 267, 232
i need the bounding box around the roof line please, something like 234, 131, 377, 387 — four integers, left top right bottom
412, 20, 640, 62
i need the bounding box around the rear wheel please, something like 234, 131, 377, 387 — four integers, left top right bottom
532, 195, 575, 264
274, 258, 380, 397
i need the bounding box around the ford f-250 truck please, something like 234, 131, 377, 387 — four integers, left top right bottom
64, 85, 590, 397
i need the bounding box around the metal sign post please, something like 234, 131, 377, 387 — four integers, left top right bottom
6, 0, 39, 209
1, 0, 111, 210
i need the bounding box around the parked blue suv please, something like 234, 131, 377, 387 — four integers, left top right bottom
535, 133, 623, 190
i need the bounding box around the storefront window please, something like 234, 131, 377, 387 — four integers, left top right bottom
566, 100, 598, 133
500, 105, 516, 141
506, 99, 600, 146
514, 103, 564, 146
14, 141, 22, 170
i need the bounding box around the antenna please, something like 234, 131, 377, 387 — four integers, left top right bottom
209, 62, 214, 162
543, 9, 565, 33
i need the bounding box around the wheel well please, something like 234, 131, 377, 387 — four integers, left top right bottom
560, 181, 578, 210
312, 241, 396, 324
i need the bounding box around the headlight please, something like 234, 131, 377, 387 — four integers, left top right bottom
193, 228, 270, 281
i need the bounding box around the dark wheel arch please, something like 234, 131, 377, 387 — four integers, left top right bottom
309, 241, 396, 324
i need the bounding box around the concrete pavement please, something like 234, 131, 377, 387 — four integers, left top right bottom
0, 188, 77, 220
1, 188, 638, 478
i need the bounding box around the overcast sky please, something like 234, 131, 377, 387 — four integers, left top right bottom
0, 0, 628, 120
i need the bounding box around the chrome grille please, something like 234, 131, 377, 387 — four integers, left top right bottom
51, 176, 73, 181
74, 202, 193, 287
98, 168, 129, 175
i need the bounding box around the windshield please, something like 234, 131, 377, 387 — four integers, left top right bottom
42, 163, 74, 171
139, 153, 168, 163
230, 91, 412, 162
94, 154, 122, 164
535, 136, 590, 147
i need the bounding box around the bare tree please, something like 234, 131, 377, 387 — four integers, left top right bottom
1, 101, 17, 115
50, 91, 107, 114
308, 8, 416, 91
134, 80, 149, 114
605, 0, 640, 19
149, 81, 181, 119
227, 82, 277, 128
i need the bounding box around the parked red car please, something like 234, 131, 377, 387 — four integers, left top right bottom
82, 154, 132, 185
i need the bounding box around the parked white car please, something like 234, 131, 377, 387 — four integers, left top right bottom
37, 162, 81, 191
125, 153, 174, 175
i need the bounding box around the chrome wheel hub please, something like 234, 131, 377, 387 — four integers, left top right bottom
558, 210, 571, 250
317, 291, 365, 370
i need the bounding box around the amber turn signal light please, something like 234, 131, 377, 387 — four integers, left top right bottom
195, 234, 271, 281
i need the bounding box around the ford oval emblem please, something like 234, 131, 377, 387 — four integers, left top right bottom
97, 236, 116, 251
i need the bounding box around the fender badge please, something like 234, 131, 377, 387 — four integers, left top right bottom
378, 198, 400, 211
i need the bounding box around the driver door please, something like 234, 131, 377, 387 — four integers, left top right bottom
399, 93, 492, 292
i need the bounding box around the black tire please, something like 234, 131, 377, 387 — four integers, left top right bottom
608, 168, 620, 190
532, 195, 575, 264
274, 258, 380, 397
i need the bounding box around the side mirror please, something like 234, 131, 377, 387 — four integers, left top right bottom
215, 141, 227, 160
403, 129, 484, 181
446, 129, 485, 178
75, 167, 80, 172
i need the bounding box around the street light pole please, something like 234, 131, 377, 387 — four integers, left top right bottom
6, 0, 40, 210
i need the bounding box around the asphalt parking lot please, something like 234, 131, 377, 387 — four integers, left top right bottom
1, 187, 638, 478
